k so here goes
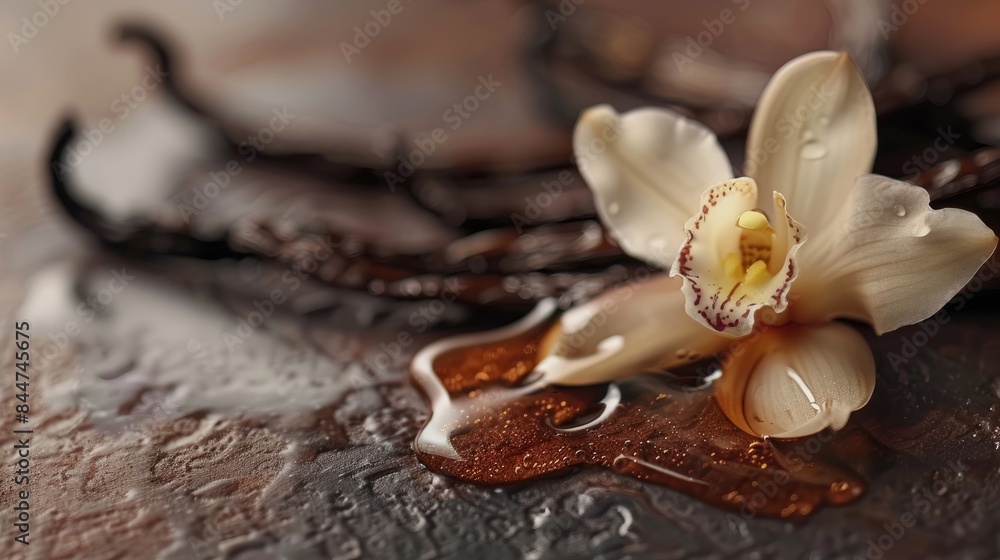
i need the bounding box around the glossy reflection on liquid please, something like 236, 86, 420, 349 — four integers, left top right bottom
411, 301, 866, 519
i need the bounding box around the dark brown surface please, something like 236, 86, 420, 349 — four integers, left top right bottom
2, 249, 999, 560
3, 2, 1000, 558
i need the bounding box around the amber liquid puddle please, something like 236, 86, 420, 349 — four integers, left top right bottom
414, 319, 866, 520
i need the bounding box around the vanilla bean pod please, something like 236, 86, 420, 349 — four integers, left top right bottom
48, 23, 1000, 306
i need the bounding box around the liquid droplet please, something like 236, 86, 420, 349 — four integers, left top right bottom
800, 142, 828, 160
894, 205, 906, 217
608, 202, 620, 215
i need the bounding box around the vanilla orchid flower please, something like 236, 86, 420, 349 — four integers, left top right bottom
413, 51, 997, 442
554, 51, 996, 436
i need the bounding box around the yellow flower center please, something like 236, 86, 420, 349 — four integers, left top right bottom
725, 210, 775, 286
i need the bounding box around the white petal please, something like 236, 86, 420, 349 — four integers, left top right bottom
538, 274, 731, 386
745, 51, 876, 234
670, 179, 806, 337
715, 322, 875, 438
791, 175, 999, 334
573, 105, 733, 269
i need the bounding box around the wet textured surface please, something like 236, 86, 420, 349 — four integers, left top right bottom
6, 108, 1000, 560
414, 318, 867, 519
3, 219, 1000, 560
4, 109, 1000, 558
3, 2, 1000, 556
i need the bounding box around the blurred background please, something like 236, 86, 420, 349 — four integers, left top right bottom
3, 1, 1000, 559
3, 0, 1000, 167
4, 0, 1000, 268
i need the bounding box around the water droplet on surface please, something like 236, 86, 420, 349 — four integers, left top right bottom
800, 142, 828, 160
894, 205, 907, 217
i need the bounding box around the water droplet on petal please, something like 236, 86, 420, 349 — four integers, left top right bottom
800, 142, 828, 160
894, 205, 906, 217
